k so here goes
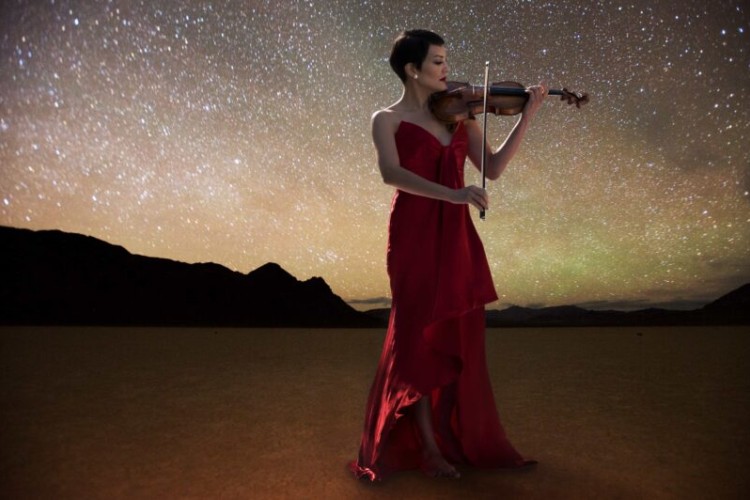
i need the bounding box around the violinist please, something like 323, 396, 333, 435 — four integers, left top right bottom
349, 29, 547, 481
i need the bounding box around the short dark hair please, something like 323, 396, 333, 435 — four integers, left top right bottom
388, 30, 445, 83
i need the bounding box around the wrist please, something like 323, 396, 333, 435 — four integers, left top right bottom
445, 186, 459, 204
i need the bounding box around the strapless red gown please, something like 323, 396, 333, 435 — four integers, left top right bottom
349, 121, 532, 481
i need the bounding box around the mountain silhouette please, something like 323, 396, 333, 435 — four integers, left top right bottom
481, 286, 750, 327
1, 225, 747, 327
0, 226, 379, 327
700, 283, 750, 316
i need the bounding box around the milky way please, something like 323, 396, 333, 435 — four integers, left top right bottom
1, 0, 748, 310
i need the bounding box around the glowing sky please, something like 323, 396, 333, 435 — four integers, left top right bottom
1, 0, 749, 311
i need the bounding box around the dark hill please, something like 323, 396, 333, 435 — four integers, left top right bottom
0, 226, 379, 327
701, 283, 750, 317
483, 286, 750, 327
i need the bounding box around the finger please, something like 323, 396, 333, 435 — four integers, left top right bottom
470, 186, 488, 208
478, 189, 489, 209
474, 191, 488, 210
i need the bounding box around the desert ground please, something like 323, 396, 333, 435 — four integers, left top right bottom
1, 325, 748, 499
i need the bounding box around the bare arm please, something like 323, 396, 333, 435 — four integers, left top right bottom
372, 110, 488, 211
466, 83, 548, 180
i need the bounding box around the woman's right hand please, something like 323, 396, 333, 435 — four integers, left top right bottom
452, 185, 488, 212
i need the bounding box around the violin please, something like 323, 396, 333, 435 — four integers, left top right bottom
429, 80, 589, 124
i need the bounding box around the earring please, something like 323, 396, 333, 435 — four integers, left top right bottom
413, 74, 418, 79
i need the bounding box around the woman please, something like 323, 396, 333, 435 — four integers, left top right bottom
350, 29, 547, 481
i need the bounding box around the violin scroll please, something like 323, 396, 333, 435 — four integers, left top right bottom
559, 88, 589, 108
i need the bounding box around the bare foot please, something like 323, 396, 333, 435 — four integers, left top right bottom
421, 451, 461, 479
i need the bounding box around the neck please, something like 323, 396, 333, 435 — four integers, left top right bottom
399, 81, 433, 112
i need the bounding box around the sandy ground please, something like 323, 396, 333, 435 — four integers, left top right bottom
1, 325, 748, 499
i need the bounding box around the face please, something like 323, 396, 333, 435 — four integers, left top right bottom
412, 44, 448, 91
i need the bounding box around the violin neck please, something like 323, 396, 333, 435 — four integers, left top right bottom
490, 86, 564, 97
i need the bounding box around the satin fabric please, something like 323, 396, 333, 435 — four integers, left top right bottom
350, 120, 530, 481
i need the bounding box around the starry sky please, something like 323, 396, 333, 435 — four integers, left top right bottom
1, 0, 748, 311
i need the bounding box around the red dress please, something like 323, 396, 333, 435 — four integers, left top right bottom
349, 120, 532, 481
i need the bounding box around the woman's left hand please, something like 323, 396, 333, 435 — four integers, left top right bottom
523, 82, 548, 120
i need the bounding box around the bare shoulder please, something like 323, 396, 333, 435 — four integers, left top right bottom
371, 107, 401, 133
